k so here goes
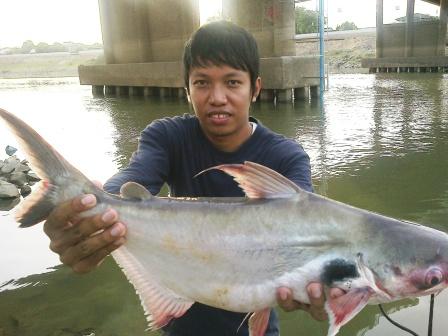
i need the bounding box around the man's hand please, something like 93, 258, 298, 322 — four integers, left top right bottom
43, 193, 127, 274
276, 283, 345, 321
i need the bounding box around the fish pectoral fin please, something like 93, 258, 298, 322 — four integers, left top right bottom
195, 161, 301, 199
248, 308, 271, 336
112, 247, 193, 330
120, 181, 153, 200
325, 287, 373, 336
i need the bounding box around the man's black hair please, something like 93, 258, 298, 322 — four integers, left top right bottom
183, 20, 260, 93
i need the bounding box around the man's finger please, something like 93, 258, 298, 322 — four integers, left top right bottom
72, 237, 126, 274
277, 287, 302, 312
307, 283, 325, 308
329, 287, 346, 299
60, 222, 126, 266
44, 194, 97, 235
53, 208, 119, 251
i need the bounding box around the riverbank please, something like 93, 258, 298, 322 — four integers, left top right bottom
0, 50, 104, 79
0, 34, 376, 79
295, 32, 376, 74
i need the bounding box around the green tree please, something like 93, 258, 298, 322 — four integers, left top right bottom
51, 42, 66, 52
20, 40, 35, 54
336, 21, 358, 31
35, 42, 50, 53
295, 7, 319, 34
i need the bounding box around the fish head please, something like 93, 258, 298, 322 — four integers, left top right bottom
376, 224, 448, 300
408, 262, 448, 294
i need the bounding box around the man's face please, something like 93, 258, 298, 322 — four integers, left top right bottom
188, 64, 261, 151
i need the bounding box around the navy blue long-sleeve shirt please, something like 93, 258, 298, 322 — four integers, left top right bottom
104, 114, 312, 336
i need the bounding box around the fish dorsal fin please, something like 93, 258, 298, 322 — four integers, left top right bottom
112, 247, 194, 330
120, 182, 153, 200
195, 161, 301, 199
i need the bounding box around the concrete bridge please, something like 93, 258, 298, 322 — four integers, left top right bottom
79, 0, 448, 101
362, 0, 448, 72
78, 0, 320, 102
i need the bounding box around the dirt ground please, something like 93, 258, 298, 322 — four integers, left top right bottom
295, 34, 377, 74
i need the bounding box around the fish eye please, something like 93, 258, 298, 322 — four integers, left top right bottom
425, 268, 444, 287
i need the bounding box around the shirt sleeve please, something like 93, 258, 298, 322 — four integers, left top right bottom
279, 142, 313, 193
104, 120, 171, 195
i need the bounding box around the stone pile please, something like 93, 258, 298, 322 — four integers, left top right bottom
0, 146, 40, 211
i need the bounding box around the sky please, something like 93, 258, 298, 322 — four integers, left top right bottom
0, 0, 441, 49
300, 0, 439, 28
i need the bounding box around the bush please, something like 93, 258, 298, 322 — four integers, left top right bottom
336, 21, 358, 31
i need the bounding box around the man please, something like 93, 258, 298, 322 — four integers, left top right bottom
44, 21, 341, 335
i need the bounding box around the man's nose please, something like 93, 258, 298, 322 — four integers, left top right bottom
209, 85, 227, 105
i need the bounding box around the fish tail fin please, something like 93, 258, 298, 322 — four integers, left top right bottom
0, 108, 97, 227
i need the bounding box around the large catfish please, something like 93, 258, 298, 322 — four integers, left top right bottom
1, 107, 448, 336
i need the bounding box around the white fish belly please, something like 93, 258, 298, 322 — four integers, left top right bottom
114, 199, 354, 312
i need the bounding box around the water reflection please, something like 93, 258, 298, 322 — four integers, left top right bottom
0, 260, 149, 336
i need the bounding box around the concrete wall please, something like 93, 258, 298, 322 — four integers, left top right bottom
79, 56, 319, 89
381, 21, 441, 58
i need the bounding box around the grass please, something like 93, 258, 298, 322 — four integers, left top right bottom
0, 50, 104, 79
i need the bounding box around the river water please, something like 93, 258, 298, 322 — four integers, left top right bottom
0, 74, 447, 335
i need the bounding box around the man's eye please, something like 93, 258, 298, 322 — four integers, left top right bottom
227, 80, 241, 87
193, 80, 207, 87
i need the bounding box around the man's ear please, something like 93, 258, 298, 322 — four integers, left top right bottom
252, 77, 262, 102
185, 87, 191, 103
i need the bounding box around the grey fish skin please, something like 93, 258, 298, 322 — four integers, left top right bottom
2, 107, 448, 336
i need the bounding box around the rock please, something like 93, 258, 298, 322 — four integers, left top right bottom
9, 172, 27, 186
27, 171, 41, 182
20, 184, 32, 196
1, 156, 20, 174
0, 180, 20, 198
14, 163, 31, 173
0, 196, 20, 211
1, 161, 17, 174
5, 145, 17, 156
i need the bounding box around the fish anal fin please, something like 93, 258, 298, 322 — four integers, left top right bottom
248, 308, 271, 336
120, 181, 153, 200
325, 287, 373, 336
16, 181, 57, 227
195, 161, 301, 199
112, 247, 193, 330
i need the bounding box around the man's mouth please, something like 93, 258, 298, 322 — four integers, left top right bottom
208, 112, 231, 121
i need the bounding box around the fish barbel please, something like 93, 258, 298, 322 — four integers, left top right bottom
1, 107, 448, 336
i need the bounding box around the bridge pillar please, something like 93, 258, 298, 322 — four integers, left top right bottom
146, 0, 200, 61
222, 0, 295, 57
438, 0, 448, 55
405, 0, 415, 57
99, 0, 151, 63
98, 0, 199, 64
376, 0, 384, 58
